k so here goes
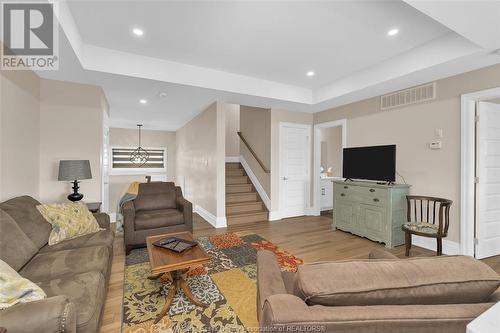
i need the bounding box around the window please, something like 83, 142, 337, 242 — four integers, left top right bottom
110, 147, 167, 174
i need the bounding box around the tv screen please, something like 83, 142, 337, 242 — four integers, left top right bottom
343, 145, 396, 182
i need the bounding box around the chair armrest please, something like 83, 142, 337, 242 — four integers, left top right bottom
369, 249, 398, 260
0, 295, 76, 333
176, 197, 193, 232
93, 212, 110, 230
257, 250, 287, 323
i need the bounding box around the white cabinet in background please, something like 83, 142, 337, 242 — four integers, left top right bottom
320, 178, 334, 211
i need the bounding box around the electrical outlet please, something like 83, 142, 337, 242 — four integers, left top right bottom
429, 141, 442, 150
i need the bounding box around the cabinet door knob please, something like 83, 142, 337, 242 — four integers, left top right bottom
344, 186, 348, 189
373, 198, 379, 202
369, 189, 375, 192
341, 193, 346, 197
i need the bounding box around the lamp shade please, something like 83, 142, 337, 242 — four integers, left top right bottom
58, 160, 92, 181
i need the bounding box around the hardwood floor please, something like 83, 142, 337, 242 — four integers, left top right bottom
98, 214, 500, 333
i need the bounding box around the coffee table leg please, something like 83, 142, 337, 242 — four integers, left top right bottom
154, 279, 177, 324
180, 278, 207, 308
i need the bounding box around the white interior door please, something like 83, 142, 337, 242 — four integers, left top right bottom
280, 123, 310, 218
475, 101, 500, 259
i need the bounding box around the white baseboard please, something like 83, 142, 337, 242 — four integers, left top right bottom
239, 155, 271, 211
412, 235, 461, 255
225, 156, 240, 162
194, 205, 226, 228
268, 211, 282, 221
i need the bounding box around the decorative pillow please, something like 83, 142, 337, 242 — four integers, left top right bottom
0, 259, 46, 309
36, 202, 102, 246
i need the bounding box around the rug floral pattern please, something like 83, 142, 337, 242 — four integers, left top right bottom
122, 232, 303, 333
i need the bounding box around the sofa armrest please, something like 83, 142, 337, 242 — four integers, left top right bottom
369, 249, 398, 260
261, 294, 493, 332
122, 201, 136, 242
93, 212, 110, 230
257, 250, 288, 322
176, 197, 193, 232
0, 295, 76, 333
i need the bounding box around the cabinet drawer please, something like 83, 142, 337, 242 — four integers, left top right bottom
335, 190, 387, 207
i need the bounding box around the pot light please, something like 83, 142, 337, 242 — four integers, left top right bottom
132, 28, 144, 37
306, 71, 315, 77
139, 99, 147, 104
387, 28, 399, 37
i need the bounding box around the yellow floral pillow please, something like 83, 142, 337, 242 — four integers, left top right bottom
0, 259, 46, 309
36, 202, 102, 245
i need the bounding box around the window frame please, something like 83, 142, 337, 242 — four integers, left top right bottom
109, 146, 167, 176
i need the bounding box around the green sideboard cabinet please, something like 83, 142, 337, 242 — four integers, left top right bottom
332, 180, 410, 248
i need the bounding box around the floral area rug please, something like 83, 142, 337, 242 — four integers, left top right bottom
122, 231, 303, 333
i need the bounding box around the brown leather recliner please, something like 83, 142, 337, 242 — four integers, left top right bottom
123, 182, 193, 255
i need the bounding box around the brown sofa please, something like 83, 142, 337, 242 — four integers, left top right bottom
123, 182, 193, 254
0, 196, 114, 333
257, 249, 500, 333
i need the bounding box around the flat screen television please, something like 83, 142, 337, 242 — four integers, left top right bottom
343, 145, 396, 182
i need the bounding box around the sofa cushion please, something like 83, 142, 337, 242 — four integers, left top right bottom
135, 209, 184, 230
0, 196, 51, 250
294, 256, 500, 306
39, 271, 105, 333
39, 229, 114, 253
19, 245, 110, 282
0, 209, 38, 270
134, 192, 176, 211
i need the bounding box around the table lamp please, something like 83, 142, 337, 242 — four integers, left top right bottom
58, 160, 92, 202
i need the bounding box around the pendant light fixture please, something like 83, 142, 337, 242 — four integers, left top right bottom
130, 124, 149, 167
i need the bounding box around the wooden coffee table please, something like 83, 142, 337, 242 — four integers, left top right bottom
146, 232, 210, 324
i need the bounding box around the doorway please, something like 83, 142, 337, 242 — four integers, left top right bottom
279, 122, 311, 218
313, 120, 347, 215
461, 88, 500, 259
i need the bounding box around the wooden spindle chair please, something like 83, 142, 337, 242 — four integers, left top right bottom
402, 196, 452, 256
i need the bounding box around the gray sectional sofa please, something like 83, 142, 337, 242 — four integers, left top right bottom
0, 196, 114, 333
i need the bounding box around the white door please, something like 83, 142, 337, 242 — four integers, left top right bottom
280, 123, 310, 218
475, 101, 500, 259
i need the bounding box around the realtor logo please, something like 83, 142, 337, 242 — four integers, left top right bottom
1, 1, 59, 70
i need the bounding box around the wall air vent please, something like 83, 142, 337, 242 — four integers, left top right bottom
380, 82, 436, 110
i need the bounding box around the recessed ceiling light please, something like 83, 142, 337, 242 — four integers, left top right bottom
139, 99, 147, 104
387, 28, 399, 37
132, 28, 144, 37
306, 71, 315, 77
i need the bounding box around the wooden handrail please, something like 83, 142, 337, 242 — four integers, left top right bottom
237, 132, 270, 173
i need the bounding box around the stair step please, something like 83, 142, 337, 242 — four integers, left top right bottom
226, 183, 253, 194
226, 169, 245, 176
226, 201, 264, 214
226, 176, 249, 184
225, 162, 242, 169
226, 192, 258, 203
226, 210, 268, 225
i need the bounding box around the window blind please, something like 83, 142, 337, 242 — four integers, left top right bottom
112, 148, 165, 169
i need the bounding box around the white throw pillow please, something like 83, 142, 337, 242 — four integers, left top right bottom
0, 259, 46, 309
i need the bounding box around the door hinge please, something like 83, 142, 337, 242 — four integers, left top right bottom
474, 177, 479, 184
474, 238, 479, 245
475, 115, 480, 122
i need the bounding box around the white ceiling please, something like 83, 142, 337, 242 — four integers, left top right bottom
33, 0, 500, 130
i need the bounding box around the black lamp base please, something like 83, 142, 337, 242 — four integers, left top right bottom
68, 180, 84, 202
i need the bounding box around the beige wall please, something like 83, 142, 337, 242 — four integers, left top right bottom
108, 128, 176, 215
314, 63, 500, 243
270, 109, 313, 212
39, 79, 106, 203
225, 104, 240, 157
320, 126, 343, 177
240, 106, 272, 196
0, 69, 41, 201
176, 102, 226, 221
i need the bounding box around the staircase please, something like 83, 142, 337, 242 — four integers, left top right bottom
226, 162, 269, 225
